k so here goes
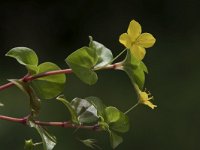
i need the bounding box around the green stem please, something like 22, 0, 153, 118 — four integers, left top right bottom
124, 102, 139, 114
110, 48, 127, 63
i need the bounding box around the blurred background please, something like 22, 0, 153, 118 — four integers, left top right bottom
0, 0, 200, 149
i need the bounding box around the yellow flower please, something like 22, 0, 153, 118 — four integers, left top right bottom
138, 90, 157, 109
119, 19, 156, 60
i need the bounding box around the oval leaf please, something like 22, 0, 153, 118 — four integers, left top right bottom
65, 47, 98, 85
109, 112, 130, 133
105, 107, 120, 124
31, 62, 66, 99
6, 47, 38, 66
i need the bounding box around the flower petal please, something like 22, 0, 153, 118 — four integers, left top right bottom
127, 20, 142, 42
130, 45, 146, 60
119, 33, 132, 48
143, 100, 157, 109
136, 33, 156, 48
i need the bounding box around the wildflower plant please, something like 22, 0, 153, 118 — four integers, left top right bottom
0, 19, 157, 149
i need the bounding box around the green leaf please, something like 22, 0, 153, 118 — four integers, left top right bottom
105, 107, 120, 124
140, 61, 148, 73
89, 36, 113, 69
24, 139, 34, 150
29, 121, 56, 150
71, 98, 99, 124
31, 62, 66, 99
122, 50, 146, 89
85, 96, 106, 117
6, 47, 38, 73
9, 79, 40, 116
66, 47, 98, 85
109, 131, 123, 149
109, 112, 129, 133
79, 139, 101, 149
56, 95, 79, 124
0, 102, 4, 107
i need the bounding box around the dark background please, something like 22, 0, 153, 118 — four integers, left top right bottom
0, 0, 200, 150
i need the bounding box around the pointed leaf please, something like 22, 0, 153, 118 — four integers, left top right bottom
109, 131, 123, 149
85, 96, 106, 117
71, 98, 99, 124
65, 47, 98, 85
31, 62, 66, 99
29, 121, 56, 150
56, 96, 79, 124
89, 36, 113, 69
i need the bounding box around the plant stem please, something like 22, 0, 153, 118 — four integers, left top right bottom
110, 48, 127, 63
124, 102, 139, 114
0, 63, 118, 92
0, 115, 100, 131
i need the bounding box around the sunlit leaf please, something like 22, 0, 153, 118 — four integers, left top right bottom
24, 139, 34, 150
31, 62, 66, 99
56, 95, 79, 124
105, 107, 120, 123
89, 36, 113, 69
6, 47, 38, 73
71, 98, 99, 124
66, 47, 98, 85
0, 102, 4, 107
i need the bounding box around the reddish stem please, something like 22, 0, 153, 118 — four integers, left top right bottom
0, 115, 100, 131
0, 64, 117, 91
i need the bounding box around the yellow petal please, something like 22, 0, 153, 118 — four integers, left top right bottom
127, 19, 142, 42
136, 33, 156, 48
143, 100, 157, 109
130, 45, 146, 60
119, 33, 132, 48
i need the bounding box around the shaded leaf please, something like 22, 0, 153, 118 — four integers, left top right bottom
89, 36, 113, 69
56, 95, 79, 124
122, 50, 147, 89
9, 79, 40, 116
79, 138, 101, 150
65, 47, 98, 85
31, 62, 66, 99
109, 131, 123, 149
71, 98, 99, 124
29, 121, 56, 150
85, 96, 106, 117
109, 112, 129, 133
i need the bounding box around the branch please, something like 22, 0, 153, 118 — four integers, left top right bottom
0, 63, 120, 92
0, 115, 100, 131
